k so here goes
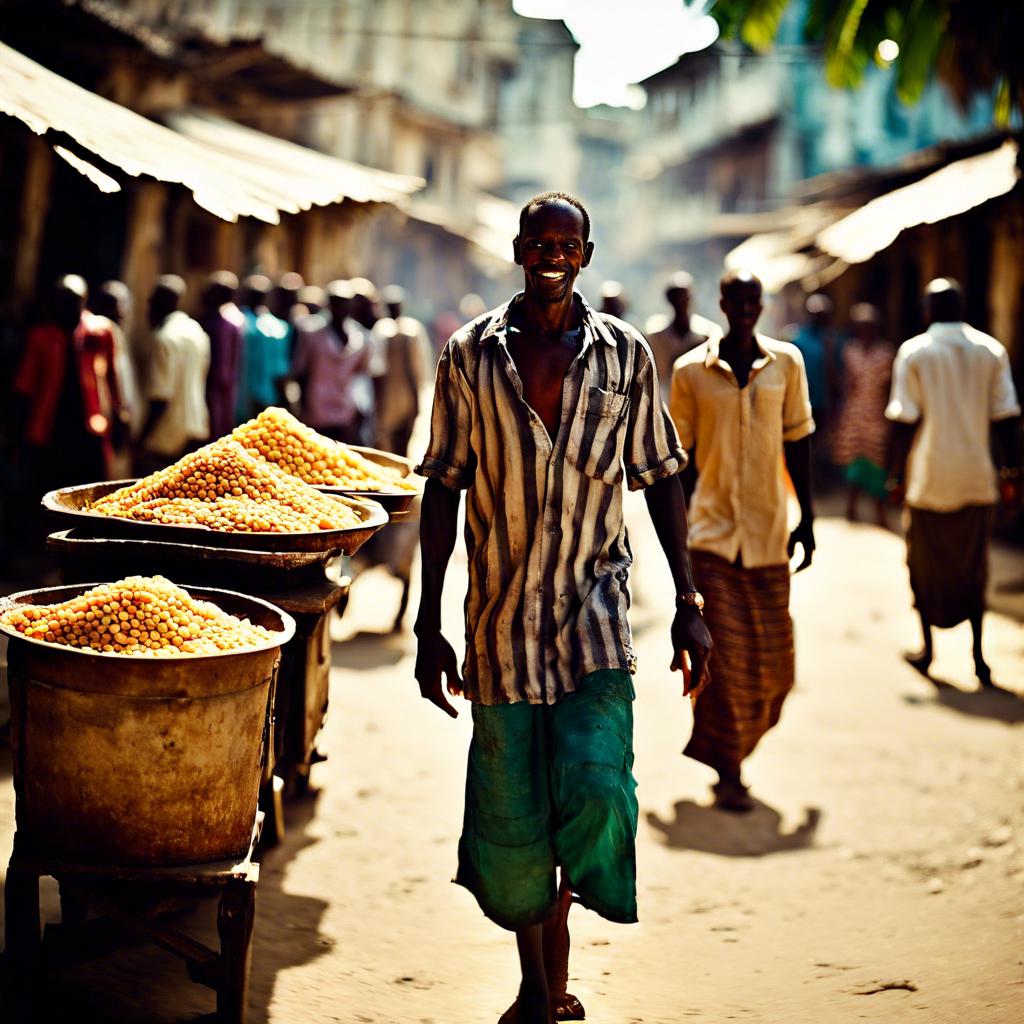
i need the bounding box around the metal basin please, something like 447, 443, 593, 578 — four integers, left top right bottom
42, 481, 388, 554
2, 584, 296, 865
313, 445, 421, 515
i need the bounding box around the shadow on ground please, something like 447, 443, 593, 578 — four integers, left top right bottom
0, 793, 330, 1023
903, 679, 1024, 724
331, 630, 407, 670
645, 799, 822, 857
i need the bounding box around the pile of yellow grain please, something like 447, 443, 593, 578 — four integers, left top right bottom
231, 407, 417, 491
1, 576, 276, 656
90, 440, 361, 533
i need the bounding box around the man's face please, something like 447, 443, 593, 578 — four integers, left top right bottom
514, 202, 593, 305
668, 287, 690, 321
720, 281, 762, 331
329, 295, 351, 324
54, 289, 84, 332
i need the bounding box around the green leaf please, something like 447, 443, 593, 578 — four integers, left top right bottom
711, 0, 791, 51
895, 0, 946, 105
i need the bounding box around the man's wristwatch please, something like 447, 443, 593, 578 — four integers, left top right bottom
676, 591, 705, 613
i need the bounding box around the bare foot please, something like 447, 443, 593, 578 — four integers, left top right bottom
903, 650, 932, 679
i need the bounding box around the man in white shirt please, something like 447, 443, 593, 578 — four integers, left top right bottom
886, 278, 1021, 687
370, 285, 433, 457
646, 271, 720, 401
138, 275, 211, 472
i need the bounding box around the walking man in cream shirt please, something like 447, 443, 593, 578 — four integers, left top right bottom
670, 269, 816, 812
886, 278, 1021, 687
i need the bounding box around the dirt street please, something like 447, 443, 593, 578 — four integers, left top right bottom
1, 501, 1022, 1023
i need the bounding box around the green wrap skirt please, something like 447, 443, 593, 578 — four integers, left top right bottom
456, 669, 639, 931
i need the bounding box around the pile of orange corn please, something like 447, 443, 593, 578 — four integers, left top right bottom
1, 576, 276, 656
91, 440, 361, 533
231, 408, 417, 491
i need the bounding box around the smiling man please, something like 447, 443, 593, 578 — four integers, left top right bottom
413, 192, 712, 1024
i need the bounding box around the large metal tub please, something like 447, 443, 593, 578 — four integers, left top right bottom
2, 584, 295, 865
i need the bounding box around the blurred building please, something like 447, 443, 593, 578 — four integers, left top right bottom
496, 16, 580, 207
619, 1, 996, 326
0, 0, 420, 355
116, 0, 527, 316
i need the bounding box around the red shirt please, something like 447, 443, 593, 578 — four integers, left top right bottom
14, 313, 122, 452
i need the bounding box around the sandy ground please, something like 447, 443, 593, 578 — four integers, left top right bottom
1, 500, 1022, 1023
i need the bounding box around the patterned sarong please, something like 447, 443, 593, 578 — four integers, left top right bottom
685, 551, 794, 773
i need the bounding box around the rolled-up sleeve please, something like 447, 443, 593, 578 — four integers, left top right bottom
990, 346, 1021, 421
885, 345, 921, 423
415, 339, 477, 490
624, 344, 686, 490
782, 347, 815, 442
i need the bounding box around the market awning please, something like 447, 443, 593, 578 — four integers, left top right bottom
724, 204, 845, 292
166, 111, 423, 209
817, 140, 1020, 264
0, 40, 422, 224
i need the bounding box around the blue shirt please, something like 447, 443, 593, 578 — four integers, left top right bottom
239, 307, 290, 418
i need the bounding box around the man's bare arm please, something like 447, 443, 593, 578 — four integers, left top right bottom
413, 477, 463, 717
644, 473, 713, 696
783, 436, 815, 572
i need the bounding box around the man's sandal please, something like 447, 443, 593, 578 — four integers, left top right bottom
499, 993, 586, 1022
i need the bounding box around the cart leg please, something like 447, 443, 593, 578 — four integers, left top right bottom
258, 774, 285, 849
58, 880, 89, 927
216, 880, 255, 1024
4, 866, 41, 975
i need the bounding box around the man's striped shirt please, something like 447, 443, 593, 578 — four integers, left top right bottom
417, 293, 685, 706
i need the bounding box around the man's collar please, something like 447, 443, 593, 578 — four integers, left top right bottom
926, 321, 966, 337
480, 292, 615, 347
704, 333, 775, 370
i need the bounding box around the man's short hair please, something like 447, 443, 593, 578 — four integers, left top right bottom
155, 274, 186, 299
518, 191, 591, 242
243, 274, 272, 299
326, 279, 354, 300
666, 271, 694, 301
720, 269, 763, 296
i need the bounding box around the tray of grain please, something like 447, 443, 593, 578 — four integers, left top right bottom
42, 439, 389, 554
230, 408, 421, 514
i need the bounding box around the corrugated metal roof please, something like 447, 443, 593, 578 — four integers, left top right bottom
0, 40, 421, 224
817, 140, 1020, 264
166, 111, 422, 210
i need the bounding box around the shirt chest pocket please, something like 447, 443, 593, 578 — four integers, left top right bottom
569, 385, 628, 485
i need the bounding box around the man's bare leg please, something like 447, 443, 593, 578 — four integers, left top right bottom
501, 924, 552, 1024
970, 611, 993, 686
904, 611, 933, 677
545, 875, 585, 1020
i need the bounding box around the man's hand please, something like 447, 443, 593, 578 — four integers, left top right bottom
413, 627, 463, 719
999, 474, 1022, 513
787, 518, 815, 573
885, 476, 905, 507
670, 604, 713, 699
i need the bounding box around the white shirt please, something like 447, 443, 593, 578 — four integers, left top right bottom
886, 322, 1020, 512
146, 310, 211, 456
370, 315, 433, 433
670, 334, 815, 568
